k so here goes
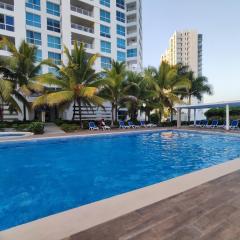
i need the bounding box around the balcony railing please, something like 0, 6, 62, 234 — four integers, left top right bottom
71, 40, 93, 49
127, 18, 136, 23
0, 1, 14, 11
71, 23, 94, 34
127, 7, 136, 12
71, 5, 93, 17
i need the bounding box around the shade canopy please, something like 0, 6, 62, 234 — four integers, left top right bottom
176, 100, 240, 110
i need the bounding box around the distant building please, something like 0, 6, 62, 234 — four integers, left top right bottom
161, 30, 202, 77
161, 30, 204, 121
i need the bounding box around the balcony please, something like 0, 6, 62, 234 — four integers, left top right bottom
71, 23, 94, 34
71, 5, 93, 17
0, 1, 14, 11
71, 40, 93, 49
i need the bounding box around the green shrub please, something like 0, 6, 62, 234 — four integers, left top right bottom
0, 122, 7, 129
12, 123, 29, 131
60, 123, 80, 132
28, 122, 45, 134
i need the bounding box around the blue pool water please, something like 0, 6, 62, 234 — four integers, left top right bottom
0, 133, 25, 138
1, 130, 240, 230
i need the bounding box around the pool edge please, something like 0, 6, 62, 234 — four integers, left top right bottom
1, 157, 240, 240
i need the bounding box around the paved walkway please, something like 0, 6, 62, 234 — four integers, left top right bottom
64, 170, 240, 240
43, 123, 65, 135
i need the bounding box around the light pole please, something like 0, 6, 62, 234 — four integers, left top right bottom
142, 103, 146, 122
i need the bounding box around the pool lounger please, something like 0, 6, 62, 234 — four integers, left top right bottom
128, 121, 140, 128
230, 120, 239, 130
200, 120, 208, 128
206, 120, 219, 128
119, 121, 130, 129
89, 122, 99, 131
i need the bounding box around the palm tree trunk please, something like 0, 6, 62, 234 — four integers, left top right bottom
115, 104, 118, 123
188, 95, 191, 123
0, 97, 3, 122
77, 98, 83, 128
72, 99, 76, 121
111, 103, 114, 126
170, 108, 173, 122
23, 103, 26, 122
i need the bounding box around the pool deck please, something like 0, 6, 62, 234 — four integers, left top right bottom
1, 127, 240, 240
64, 170, 240, 240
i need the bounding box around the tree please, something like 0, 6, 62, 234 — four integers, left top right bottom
0, 38, 49, 121
181, 71, 212, 122
99, 61, 137, 125
33, 42, 104, 128
0, 79, 20, 121
143, 62, 190, 123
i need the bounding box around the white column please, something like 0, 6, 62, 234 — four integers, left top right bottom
226, 104, 230, 130
41, 111, 46, 123
177, 108, 181, 128
194, 109, 196, 126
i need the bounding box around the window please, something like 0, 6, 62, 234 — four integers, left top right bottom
36, 49, 42, 62
116, 11, 125, 23
117, 38, 125, 49
26, 12, 41, 28
100, 9, 110, 23
0, 14, 14, 32
48, 67, 59, 76
26, 0, 41, 10
47, 18, 60, 33
46, 2, 60, 16
48, 51, 61, 65
101, 56, 111, 69
100, 0, 110, 7
26, 30, 41, 45
100, 25, 110, 38
48, 35, 61, 49
117, 51, 126, 62
101, 40, 111, 53
116, 0, 125, 9
117, 25, 125, 36
127, 48, 137, 57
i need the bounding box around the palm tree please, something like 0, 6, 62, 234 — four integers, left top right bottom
33, 42, 104, 128
181, 71, 212, 122
0, 79, 20, 121
0, 38, 49, 121
99, 61, 137, 125
143, 62, 190, 123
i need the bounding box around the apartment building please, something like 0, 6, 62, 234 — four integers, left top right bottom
0, 0, 143, 121
161, 30, 202, 77
161, 30, 203, 121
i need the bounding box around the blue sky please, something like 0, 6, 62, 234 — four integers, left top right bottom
142, 0, 240, 102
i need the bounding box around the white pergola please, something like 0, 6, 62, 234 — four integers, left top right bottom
176, 100, 240, 131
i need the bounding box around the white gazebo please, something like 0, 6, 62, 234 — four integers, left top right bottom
176, 100, 240, 131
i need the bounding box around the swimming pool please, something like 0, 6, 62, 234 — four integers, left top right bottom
1, 130, 240, 230
0, 132, 32, 139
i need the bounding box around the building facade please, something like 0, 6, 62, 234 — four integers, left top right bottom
0, 0, 142, 72
161, 30, 203, 121
0, 0, 143, 121
161, 30, 202, 77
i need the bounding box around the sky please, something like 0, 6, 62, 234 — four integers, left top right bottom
142, 0, 240, 102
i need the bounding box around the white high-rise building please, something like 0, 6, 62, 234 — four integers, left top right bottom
161, 30, 202, 77
0, 0, 143, 121
0, 0, 143, 72
161, 30, 203, 121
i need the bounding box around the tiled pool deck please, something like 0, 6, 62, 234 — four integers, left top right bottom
65, 170, 240, 240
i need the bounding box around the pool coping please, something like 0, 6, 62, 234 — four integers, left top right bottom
1, 156, 240, 240
0, 127, 240, 144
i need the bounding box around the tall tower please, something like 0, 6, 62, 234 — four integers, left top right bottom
161, 30, 202, 77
